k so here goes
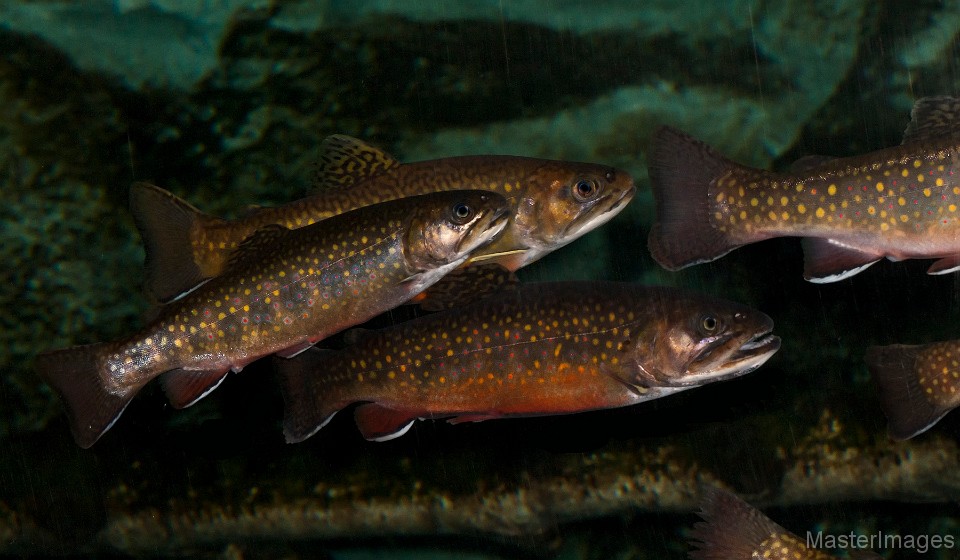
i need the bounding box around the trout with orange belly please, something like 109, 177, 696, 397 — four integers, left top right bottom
275, 281, 780, 443
36, 191, 509, 447
649, 96, 960, 282
133, 135, 635, 303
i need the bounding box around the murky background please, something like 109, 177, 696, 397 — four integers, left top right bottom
2, 1, 958, 557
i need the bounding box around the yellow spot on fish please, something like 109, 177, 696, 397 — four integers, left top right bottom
797, 204, 806, 214
876, 182, 885, 192
901, 169, 909, 177
750, 198, 758, 207
900, 214, 909, 222
951, 204, 957, 212
781, 211, 789, 220
768, 211, 777, 221
918, 174, 925, 183
780, 196, 788, 206
827, 184, 836, 196
924, 188, 932, 197
880, 222, 889, 231
898, 197, 906, 206
815, 207, 825, 218
936, 178, 944, 187
913, 159, 922, 168
867, 206, 876, 215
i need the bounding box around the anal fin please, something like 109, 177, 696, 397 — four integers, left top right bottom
801, 238, 881, 283
353, 403, 418, 442
160, 369, 230, 409
927, 255, 960, 275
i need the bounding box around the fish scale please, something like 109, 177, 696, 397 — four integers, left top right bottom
276, 281, 781, 443
647, 96, 960, 282
36, 190, 510, 448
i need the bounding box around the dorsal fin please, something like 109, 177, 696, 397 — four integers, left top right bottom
902, 96, 960, 144
225, 224, 290, 270
312, 135, 400, 190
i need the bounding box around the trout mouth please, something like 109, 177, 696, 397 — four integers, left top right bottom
679, 327, 780, 386
561, 184, 636, 239
456, 206, 510, 254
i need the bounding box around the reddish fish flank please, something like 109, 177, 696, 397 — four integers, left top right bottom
648, 96, 960, 282
866, 340, 960, 440
132, 135, 635, 302
276, 281, 780, 443
36, 190, 510, 447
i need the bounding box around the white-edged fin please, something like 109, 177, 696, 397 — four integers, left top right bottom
354, 403, 419, 441
287, 411, 339, 444
801, 238, 882, 283
928, 255, 960, 275
275, 341, 315, 359
369, 420, 416, 442
160, 369, 230, 409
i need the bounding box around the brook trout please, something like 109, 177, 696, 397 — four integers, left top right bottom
689, 486, 882, 559
866, 340, 960, 440
275, 281, 780, 443
649, 96, 960, 282
133, 135, 635, 302
36, 190, 510, 447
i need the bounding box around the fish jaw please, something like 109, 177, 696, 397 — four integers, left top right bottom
630, 298, 780, 389
504, 164, 636, 270
403, 191, 510, 272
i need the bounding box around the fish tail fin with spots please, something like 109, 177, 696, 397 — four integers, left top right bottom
35, 343, 137, 448
129, 182, 221, 304
865, 344, 958, 440
647, 126, 757, 270
274, 348, 348, 443
688, 486, 787, 559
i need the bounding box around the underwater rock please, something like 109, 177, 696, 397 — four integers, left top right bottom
76, 434, 960, 555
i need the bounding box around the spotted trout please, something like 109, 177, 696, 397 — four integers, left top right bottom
649, 96, 960, 282
275, 281, 780, 443
36, 190, 510, 448
866, 340, 960, 440
688, 486, 882, 559
133, 135, 635, 303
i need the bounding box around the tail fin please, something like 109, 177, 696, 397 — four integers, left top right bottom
688, 486, 798, 560
273, 349, 346, 443
647, 126, 745, 270
129, 182, 217, 303
35, 344, 137, 448
865, 344, 958, 440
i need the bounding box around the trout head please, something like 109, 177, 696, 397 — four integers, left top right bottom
403, 190, 510, 273
485, 162, 636, 270
622, 291, 780, 391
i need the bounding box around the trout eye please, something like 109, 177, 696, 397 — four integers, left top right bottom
573, 178, 600, 202
450, 202, 475, 224
699, 315, 721, 334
